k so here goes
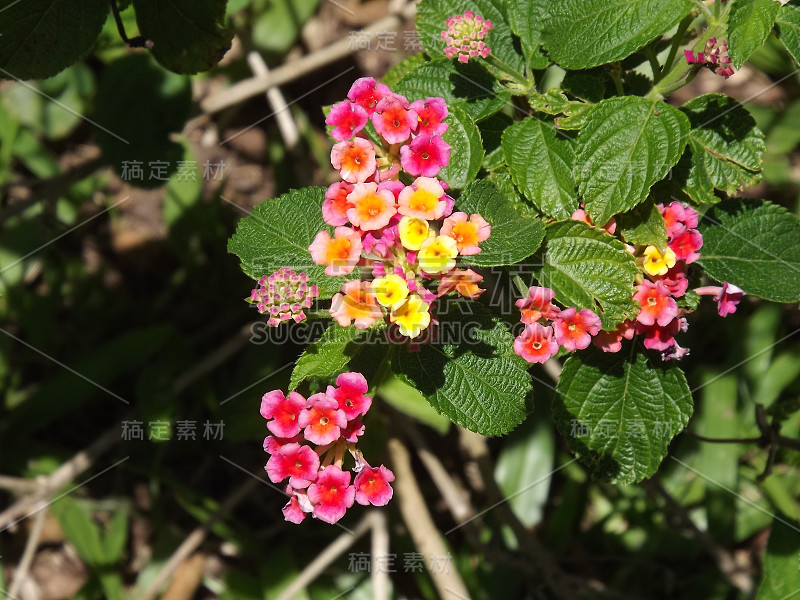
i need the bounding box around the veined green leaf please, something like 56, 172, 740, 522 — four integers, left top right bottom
727, 0, 780, 69
503, 117, 578, 219
697, 199, 800, 302
554, 346, 693, 484
576, 96, 690, 226
227, 187, 355, 299
393, 302, 531, 436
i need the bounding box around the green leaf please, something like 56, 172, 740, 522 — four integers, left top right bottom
439, 105, 484, 190
455, 180, 545, 267
102, 505, 131, 562
416, 0, 525, 76
540, 0, 692, 69
378, 374, 451, 434
290, 324, 382, 390
554, 346, 693, 484
394, 59, 510, 122
576, 96, 690, 226
52, 499, 106, 564
697, 199, 800, 302
0, 0, 108, 80
727, 0, 780, 69
251, 0, 320, 54
755, 516, 800, 600
228, 187, 354, 299
495, 415, 555, 527
502, 117, 578, 219
132, 0, 233, 74
535, 220, 640, 329
164, 143, 203, 227
615, 198, 667, 248
677, 94, 765, 204
382, 53, 428, 88
0, 64, 95, 140
776, 1, 800, 66
506, 0, 550, 69
94, 54, 191, 189
393, 301, 531, 436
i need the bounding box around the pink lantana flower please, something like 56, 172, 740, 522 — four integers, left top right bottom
372, 93, 418, 144
636, 319, 681, 351
330, 138, 377, 183
260, 390, 307, 438
400, 135, 451, 177
633, 281, 678, 327
513, 323, 559, 364
668, 228, 703, 264
309, 227, 363, 276
354, 465, 395, 506
325, 100, 368, 141
330, 280, 382, 329
342, 418, 365, 443
553, 308, 602, 351
397, 177, 447, 220
346, 182, 397, 231
714, 282, 745, 317
298, 393, 347, 446
654, 264, 689, 298
659, 201, 688, 238
592, 320, 635, 353
440, 212, 490, 255
347, 77, 391, 116
410, 97, 449, 136
322, 182, 354, 226
515, 286, 560, 324
265, 443, 320, 488
327, 372, 372, 420
263, 434, 303, 455
696, 283, 745, 317
282, 492, 307, 524
308, 465, 355, 524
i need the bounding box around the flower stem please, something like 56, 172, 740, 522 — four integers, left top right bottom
512, 275, 530, 297
484, 54, 530, 90
645, 46, 662, 83
662, 14, 694, 76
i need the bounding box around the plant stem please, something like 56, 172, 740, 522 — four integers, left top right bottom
484, 54, 530, 90
645, 46, 662, 83
512, 275, 530, 297
662, 14, 694, 75
609, 62, 625, 96
109, 0, 151, 48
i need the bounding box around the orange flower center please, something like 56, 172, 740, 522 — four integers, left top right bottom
326, 237, 352, 262
451, 222, 479, 246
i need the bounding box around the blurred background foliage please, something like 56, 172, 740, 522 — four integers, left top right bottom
1, 1, 800, 599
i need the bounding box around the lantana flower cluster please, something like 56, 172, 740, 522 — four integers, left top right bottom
247, 267, 319, 326
589, 201, 742, 360
517, 201, 746, 363
513, 287, 602, 364
311, 78, 491, 339
685, 37, 734, 79
441, 10, 493, 63
261, 372, 394, 525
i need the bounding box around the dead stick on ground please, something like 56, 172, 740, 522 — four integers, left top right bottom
0, 426, 120, 532
139, 478, 261, 600
7, 500, 48, 598
275, 515, 375, 600
456, 427, 584, 600
371, 510, 390, 600
387, 438, 471, 600
201, 2, 417, 114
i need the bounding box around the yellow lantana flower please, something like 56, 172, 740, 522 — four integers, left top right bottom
642, 245, 677, 277
418, 235, 458, 274
390, 294, 431, 338
372, 274, 409, 309
398, 216, 431, 251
